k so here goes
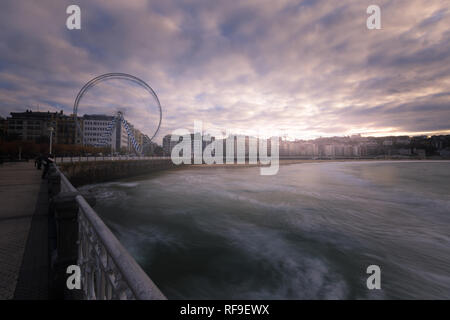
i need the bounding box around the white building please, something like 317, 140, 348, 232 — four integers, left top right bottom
83, 115, 114, 147
82, 114, 129, 152
323, 144, 335, 157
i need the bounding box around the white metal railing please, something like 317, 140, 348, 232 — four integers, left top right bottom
58, 168, 166, 300
54, 156, 171, 163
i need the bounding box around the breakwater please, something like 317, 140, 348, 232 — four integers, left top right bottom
58, 158, 177, 186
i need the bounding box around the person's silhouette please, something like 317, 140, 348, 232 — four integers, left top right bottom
41, 154, 54, 179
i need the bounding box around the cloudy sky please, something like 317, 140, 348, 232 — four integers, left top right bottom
0, 0, 449, 142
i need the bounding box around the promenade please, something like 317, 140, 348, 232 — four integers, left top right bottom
0, 162, 51, 299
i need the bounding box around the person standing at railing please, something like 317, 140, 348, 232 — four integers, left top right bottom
41, 153, 54, 179
35, 153, 43, 170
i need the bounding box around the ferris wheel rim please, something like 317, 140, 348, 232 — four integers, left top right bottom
73, 73, 162, 142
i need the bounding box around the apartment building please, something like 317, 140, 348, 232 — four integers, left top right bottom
82, 114, 139, 153
6, 110, 80, 144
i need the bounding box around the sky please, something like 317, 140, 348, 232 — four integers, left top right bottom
0, 0, 449, 143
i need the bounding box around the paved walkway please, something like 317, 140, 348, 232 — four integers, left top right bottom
0, 162, 50, 299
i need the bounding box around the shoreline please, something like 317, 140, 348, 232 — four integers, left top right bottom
76, 158, 450, 186
186, 158, 450, 169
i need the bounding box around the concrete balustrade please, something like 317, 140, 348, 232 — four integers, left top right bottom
48, 163, 166, 300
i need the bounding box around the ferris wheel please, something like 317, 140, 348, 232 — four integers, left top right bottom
72, 73, 162, 154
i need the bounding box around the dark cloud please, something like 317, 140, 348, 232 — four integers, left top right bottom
0, 0, 449, 142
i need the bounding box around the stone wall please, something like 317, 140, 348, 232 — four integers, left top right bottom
59, 159, 178, 186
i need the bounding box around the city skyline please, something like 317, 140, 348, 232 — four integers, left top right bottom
3, 108, 450, 142
0, 0, 449, 143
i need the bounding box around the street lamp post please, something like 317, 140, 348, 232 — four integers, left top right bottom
48, 127, 54, 154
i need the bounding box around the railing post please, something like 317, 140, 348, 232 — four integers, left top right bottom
48, 166, 61, 198
50, 184, 96, 299
50, 190, 79, 298
53, 191, 80, 264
